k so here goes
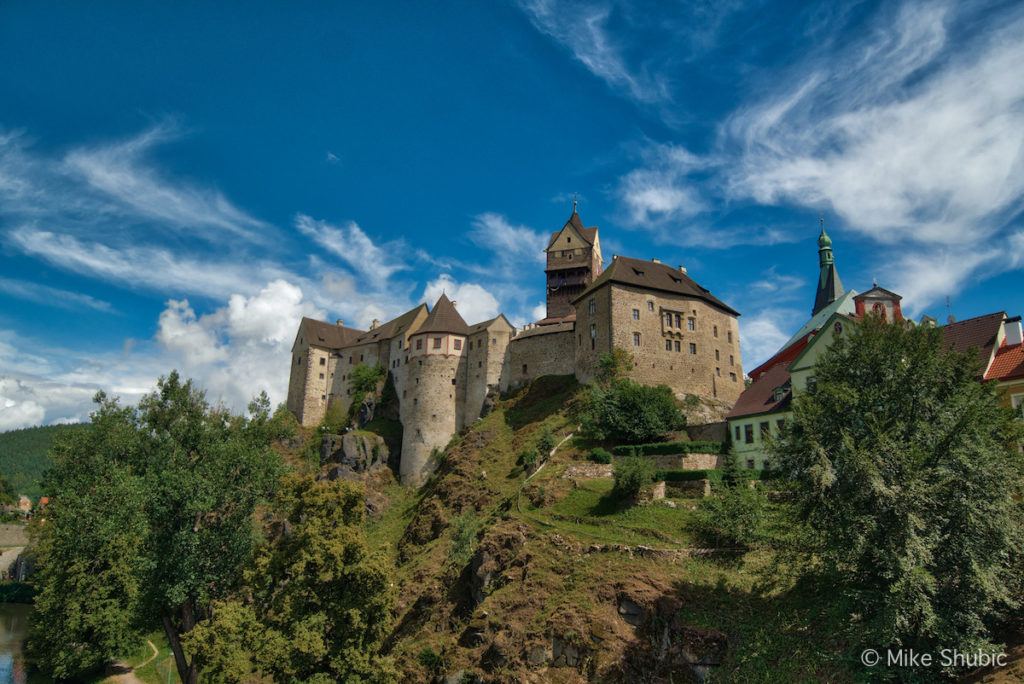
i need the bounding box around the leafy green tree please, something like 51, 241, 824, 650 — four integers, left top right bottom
580, 379, 684, 444
26, 373, 283, 684
347, 363, 387, 424
772, 315, 1024, 661
536, 425, 556, 456
693, 484, 764, 549
26, 394, 150, 678
596, 348, 633, 384
186, 476, 396, 683
612, 456, 655, 501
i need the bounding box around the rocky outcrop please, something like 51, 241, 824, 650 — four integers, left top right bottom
469, 523, 530, 606
320, 432, 389, 479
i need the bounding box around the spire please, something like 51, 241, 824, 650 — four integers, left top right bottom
812, 216, 844, 315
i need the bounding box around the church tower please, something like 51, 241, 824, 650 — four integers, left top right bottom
543, 203, 602, 321
812, 218, 844, 315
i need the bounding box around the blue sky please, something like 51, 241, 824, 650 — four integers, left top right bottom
1, 0, 1022, 429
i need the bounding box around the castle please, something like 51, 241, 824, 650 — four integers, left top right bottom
287, 207, 745, 484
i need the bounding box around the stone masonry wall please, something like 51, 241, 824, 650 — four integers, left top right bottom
465, 327, 512, 421
501, 326, 575, 391
574, 284, 615, 384
293, 345, 332, 427
399, 352, 466, 485
601, 284, 744, 404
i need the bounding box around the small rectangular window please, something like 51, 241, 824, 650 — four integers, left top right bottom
760, 421, 770, 437
522, 363, 528, 375
675, 313, 681, 328
716, 367, 721, 376
319, 373, 324, 379
734, 425, 740, 440
713, 325, 718, 337
730, 372, 737, 382
665, 312, 672, 327
416, 339, 423, 350
715, 349, 720, 361
665, 339, 672, 351
727, 331, 733, 343
689, 343, 697, 354
453, 338, 462, 350
633, 332, 641, 347
321, 394, 326, 401
433, 337, 442, 349
730, 355, 734, 366
674, 340, 681, 352
806, 376, 818, 393
648, 301, 654, 311
744, 424, 753, 444
319, 357, 326, 366
632, 308, 640, 320
348, 356, 353, 364
588, 298, 596, 315
687, 318, 696, 331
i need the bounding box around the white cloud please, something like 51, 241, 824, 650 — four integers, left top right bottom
618, 144, 707, 226
295, 214, 407, 289
517, 0, 669, 104
469, 213, 547, 269
422, 275, 500, 325
0, 276, 115, 313
0, 379, 45, 431
722, 0, 1024, 307
9, 227, 299, 300
63, 123, 268, 242
739, 308, 802, 370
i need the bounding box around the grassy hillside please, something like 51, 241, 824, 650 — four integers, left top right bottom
0, 423, 86, 498
363, 375, 865, 682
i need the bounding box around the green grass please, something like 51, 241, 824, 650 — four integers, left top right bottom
524, 478, 697, 548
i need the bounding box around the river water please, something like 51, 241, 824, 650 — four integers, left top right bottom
0, 604, 32, 684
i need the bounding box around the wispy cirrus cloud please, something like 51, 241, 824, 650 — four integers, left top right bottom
516, 0, 669, 104
294, 213, 408, 289
0, 276, 115, 313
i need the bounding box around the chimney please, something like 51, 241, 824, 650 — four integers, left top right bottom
1005, 316, 1023, 346
335, 319, 344, 327
678, 264, 688, 274
370, 319, 380, 330
652, 258, 661, 264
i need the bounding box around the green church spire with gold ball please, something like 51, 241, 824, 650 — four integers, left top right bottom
813, 216, 844, 315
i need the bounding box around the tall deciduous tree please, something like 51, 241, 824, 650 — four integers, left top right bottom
772, 316, 1024, 661
26, 373, 282, 684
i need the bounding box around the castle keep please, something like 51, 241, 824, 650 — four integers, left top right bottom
288, 208, 744, 484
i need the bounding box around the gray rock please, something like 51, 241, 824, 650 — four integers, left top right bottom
618, 597, 645, 626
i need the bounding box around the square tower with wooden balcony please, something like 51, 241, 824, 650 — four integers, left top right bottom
543, 204, 603, 321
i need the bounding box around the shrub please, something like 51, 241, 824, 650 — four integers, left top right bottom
518, 448, 538, 472
350, 363, 386, 393
417, 646, 445, 673
536, 426, 556, 456
596, 348, 633, 383
580, 379, 685, 444
589, 447, 613, 464
610, 440, 725, 456
692, 483, 766, 548
612, 456, 655, 500
321, 400, 348, 434
448, 512, 481, 569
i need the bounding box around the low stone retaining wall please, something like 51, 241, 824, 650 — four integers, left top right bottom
649, 453, 722, 470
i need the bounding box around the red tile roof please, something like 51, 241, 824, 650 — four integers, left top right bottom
747, 332, 812, 382
941, 312, 1004, 377
726, 362, 792, 419
986, 342, 1024, 382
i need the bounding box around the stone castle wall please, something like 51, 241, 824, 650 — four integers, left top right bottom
399, 352, 466, 485
465, 328, 512, 421
577, 283, 743, 404
501, 325, 575, 391
288, 343, 332, 426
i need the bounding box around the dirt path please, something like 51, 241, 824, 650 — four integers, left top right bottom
104, 639, 159, 684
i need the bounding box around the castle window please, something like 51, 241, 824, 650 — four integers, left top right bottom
433, 337, 442, 349
319, 357, 326, 366
727, 331, 733, 343
665, 312, 672, 327
689, 343, 697, 354
321, 394, 326, 401
730, 372, 737, 382
296, 357, 301, 365
398, 339, 403, 350
716, 367, 721, 377
648, 301, 654, 311
713, 325, 718, 338
568, 253, 573, 260
687, 318, 696, 331
319, 373, 325, 380
451, 378, 456, 385
416, 339, 423, 350
522, 364, 528, 375
567, 236, 571, 243
730, 355, 734, 366
675, 313, 682, 328
403, 390, 407, 398
492, 337, 496, 345
675, 341, 680, 352
478, 361, 482, 368
414, 397, 418, 405
349, 356, 353, 364
715, 349, 720, 361
665, 339, 672, 351
360, 354, 364, 362
632, 308, 640, 320
453, 339, 462, 351
760, 421, 770, 438
744, 424, 753, 444
632, 332, 641, 347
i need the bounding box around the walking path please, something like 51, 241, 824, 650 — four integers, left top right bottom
104, 639, 158, 684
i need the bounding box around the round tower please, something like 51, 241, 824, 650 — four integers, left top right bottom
398, 294, 470, 485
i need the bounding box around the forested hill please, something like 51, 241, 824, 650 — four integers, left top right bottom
0, 424, 86, 499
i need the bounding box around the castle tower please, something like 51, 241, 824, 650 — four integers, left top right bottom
399, 294, 470, 485
812, 218, 844, 315
544, 203, 602, 321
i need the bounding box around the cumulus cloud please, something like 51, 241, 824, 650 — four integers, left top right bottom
0, 379, 45, 431
739, 308, 803, 370
422, 275, 500, 325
